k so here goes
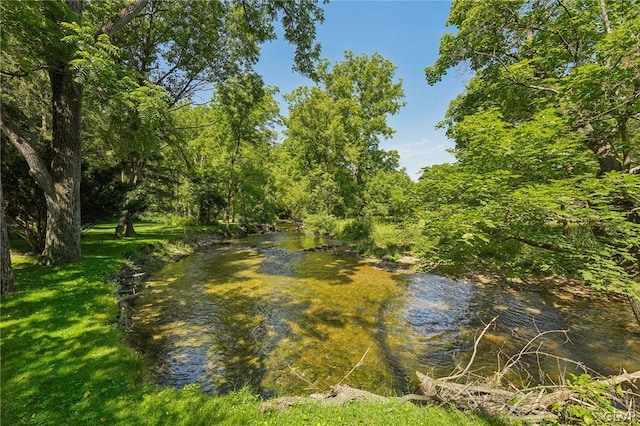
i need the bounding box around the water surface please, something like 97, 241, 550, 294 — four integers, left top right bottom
130, 232, 640, 395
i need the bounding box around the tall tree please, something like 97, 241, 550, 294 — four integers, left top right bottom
171, 75, 280, 230
1, 0, 324, 264
422, 0, 640, 296
283, 51, 405, 218
214, 74, 279, 231
1, 0, 147, 264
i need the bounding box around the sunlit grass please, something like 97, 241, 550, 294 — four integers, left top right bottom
1, 219, 509, 425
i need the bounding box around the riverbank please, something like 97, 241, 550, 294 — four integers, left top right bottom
1, 220, 503, 425
339, 220, 633, 307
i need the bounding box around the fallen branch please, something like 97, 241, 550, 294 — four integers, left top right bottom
287, 365, 322, 392
414, 317, 640, 423
337, 348, 370, 386
416, 368, 640, 421
417, 371, 515, 397
598, 369, 640, 387
447, 316, 497, 381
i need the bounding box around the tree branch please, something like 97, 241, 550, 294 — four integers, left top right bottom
474, 50, 560, 94
446, 316, 498, 381
598, 370, 640, 388
598, 0, 612, 34
167, 69, 206, 107
95, 0, 148, 39
530, 25, 577, 61
0, 64, 49, 78
507, 235, 566, 253
0, 107, 56, 200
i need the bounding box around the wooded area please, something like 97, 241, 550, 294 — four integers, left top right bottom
2, 0, 639, 307
1, 3, 639, 425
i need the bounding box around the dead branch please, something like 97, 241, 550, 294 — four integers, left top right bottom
337, 348, 370, 386
598, 370, 640, 387
416, 367, 640, 421
447, 316, 498, 381
494, 328, 571, 383
417, 371, 514, 398
287, 365, 322, 392
414, 317, 640, 423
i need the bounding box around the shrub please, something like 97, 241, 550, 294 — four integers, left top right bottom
303, 214, 339, 237
339, 217, 373, 242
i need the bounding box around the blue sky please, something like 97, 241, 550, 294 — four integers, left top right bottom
254, 0, 471, 179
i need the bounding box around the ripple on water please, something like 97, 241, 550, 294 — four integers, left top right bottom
131, 232, 640, 395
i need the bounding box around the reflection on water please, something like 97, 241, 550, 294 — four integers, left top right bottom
130, 232, 640, 396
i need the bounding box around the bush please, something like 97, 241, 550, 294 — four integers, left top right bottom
339, 217, 373, 242
303, 214, 339, 237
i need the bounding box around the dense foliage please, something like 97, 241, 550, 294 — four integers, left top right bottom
420, 0, 639, 294
1, 0, 325, 267
278, 51, 410, 220
2, 0, 638, 299
169, 74, 281, 229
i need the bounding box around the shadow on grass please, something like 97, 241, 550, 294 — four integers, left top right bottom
2, 220, 510, 426
1, 221, 237, 425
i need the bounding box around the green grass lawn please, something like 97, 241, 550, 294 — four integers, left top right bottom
1, 220, 509, 425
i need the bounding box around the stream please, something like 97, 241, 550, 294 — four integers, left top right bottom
130, 231, 640, 396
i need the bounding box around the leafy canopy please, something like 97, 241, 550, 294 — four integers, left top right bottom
420, 0, 640, 293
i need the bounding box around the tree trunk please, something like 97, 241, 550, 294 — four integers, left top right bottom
630, 295, 640, 326
114, 154, 144, 238
1, 89, 82, 266
124, 215, 135, 236
224, 171, 235, 234
1, 178, 15, 294
40, 60, 83, 265
588, 138, 623, 176
224, 203, 232, 234
115, 210, 136, 238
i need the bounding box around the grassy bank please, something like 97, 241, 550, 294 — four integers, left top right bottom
1, 220, 506, 425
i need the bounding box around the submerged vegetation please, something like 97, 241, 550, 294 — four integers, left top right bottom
1, 221, 504, 425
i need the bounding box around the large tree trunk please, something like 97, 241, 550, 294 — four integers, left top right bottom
0, 102, 81, 265
40, 48, 83, 265
40, 0, 149, 261
1, 0, 148, 266
1, 177, 15, 294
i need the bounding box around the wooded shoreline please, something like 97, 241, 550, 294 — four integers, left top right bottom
113, 225, 640, 424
